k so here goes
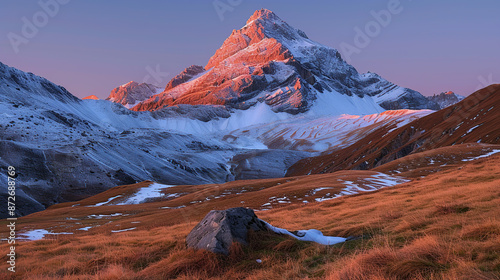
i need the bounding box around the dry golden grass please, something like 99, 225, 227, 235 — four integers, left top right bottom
1, 148, 500, 279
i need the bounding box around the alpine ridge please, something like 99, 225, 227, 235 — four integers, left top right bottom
426, 91, 465, 109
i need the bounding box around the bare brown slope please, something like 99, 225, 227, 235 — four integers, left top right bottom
287, 84, 500, 176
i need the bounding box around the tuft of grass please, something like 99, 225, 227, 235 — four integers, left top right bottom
434, 203, 471, 215
461, 221, 500, 241
97, 264, 134, 280
137, 249, 221, 280
328, 236, 449, 279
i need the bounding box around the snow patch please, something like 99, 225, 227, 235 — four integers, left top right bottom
466, 124, 482, 134
315, 173, 409, 202
87, 213, 123, 219
462, 149, 500, 162
77, 226, 93, 231
263, 220, 346, 245
111, 227, 136, 233
116, 183, 175, 205
160, 205, 186, 209
89, 195, 123, 207
18, 229, 73, 241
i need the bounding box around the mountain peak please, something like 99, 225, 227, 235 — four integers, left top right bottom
121, 81, 137, 88
246, 8, 280, 25
83, 95, 99, 100
426, 91, 465, 109
205, 9, 305, 70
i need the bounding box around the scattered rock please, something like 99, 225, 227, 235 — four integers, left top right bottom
186, 207, 267, 255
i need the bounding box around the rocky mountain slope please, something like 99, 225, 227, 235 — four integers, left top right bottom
131, 9, 438, 114
0, 66, 225, 216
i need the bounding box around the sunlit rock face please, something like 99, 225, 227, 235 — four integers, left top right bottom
107, 81, 161, 108
163, 65, 205, 92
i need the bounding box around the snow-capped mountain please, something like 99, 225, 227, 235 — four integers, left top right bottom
107, 81, 162, 108
426, 91, 465, 109
132, 9, 439, 114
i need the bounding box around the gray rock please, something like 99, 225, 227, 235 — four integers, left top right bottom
186, 207, 267, 255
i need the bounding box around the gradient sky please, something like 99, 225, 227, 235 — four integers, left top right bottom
1, 0, 499, 99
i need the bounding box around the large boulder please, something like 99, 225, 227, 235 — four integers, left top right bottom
186, 207, 267, 255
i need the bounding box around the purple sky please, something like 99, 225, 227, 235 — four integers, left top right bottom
1, 0, 499, 99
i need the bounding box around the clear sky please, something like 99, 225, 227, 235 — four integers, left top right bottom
1, 0, 499, 99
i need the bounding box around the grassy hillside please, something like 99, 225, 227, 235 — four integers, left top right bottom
1, 145, 500, 279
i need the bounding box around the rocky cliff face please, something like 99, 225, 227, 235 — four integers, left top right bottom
164, 65, 205, 92
132, 9, 438, 114
426, 91, 465, 109
107, 81, 161, 108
